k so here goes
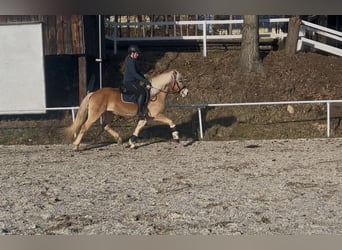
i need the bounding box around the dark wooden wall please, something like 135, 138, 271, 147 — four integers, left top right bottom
0, 15, 100, 56
41, 15, 86, 55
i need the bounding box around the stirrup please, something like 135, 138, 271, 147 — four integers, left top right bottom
137, 113, 146, 119
137, 111, 152, 120
136, 105, 148, 118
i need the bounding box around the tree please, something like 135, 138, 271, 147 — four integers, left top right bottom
285, 16, 302, 55
238, 15, 264, 74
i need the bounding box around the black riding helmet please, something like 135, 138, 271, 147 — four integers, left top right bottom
128, 45, 141, 54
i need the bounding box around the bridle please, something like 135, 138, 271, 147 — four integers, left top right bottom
151, 71, 187, 95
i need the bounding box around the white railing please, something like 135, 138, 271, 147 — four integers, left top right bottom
4, 99, 342, 140
169, 99, 342, 139
45, 107, 79, 122
297, 20, 342, 56
0, 107, 80, 121
106, 18, 289, 56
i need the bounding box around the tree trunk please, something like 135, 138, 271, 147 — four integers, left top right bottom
285, 16, 302, 55
238, 15, 263, 74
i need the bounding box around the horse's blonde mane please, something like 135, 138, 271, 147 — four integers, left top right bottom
150, 70, 180, 96
151, 70, 173, 86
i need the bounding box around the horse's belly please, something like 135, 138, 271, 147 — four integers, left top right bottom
107, 101, 137, 117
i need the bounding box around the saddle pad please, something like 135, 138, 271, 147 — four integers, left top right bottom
121, 93, 137, 104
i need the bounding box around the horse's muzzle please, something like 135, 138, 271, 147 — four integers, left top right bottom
180, 87, 189, 97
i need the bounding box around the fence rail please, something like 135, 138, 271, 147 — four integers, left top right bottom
33, 99, 342, 140
106, 18, 289, 56
298, 20, 342, 56
106, 17, 342, 57
169, 99, 342, 139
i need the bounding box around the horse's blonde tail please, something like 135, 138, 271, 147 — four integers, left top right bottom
64, 93, 92, 139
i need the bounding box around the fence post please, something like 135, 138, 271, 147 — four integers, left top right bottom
203, 20, 207, 57
297, 25, 306, 51
71, 108, 76, 122
327, 102, 331, 137
198, 107, 204, 139
114, 24, 118, 55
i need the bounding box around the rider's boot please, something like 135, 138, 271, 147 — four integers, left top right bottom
136, 95, 146, 118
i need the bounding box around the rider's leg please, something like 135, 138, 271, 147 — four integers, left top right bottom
124, 82, 147, 117
135, 84, 148, 117
136, 94, 146, 117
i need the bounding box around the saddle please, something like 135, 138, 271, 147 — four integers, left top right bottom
119, 85, 150, 104
119, 85, 137, 103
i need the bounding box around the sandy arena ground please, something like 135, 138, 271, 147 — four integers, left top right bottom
1, 138, 342, 235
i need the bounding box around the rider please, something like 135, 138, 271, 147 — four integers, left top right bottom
122, 45, 152, 118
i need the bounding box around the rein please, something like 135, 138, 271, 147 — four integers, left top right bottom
151, 85, 185, 95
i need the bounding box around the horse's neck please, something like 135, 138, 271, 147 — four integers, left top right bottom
150, 89, 167, 106
151, 72, 171, 97
150, 86, 168, 97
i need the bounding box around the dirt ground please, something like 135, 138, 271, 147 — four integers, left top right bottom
1, 138, 342, 235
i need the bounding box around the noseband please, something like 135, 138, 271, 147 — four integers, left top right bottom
169, 78, 187, 94
163, 71, 187, 94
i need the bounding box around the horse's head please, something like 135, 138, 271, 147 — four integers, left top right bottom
150, 70, 188, 97
168, 70, 188, 97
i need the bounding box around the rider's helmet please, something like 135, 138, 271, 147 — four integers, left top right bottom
128, 45, 141, 54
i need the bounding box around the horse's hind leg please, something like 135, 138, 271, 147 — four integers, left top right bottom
104, 124, 122, 144
101, 112, 122, 144
72, 113, 102, 150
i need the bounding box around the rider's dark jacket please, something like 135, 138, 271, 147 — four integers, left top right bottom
123, 56, 149, 85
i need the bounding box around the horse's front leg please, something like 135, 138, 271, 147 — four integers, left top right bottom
153, 113, 180, 142
128, 119, 148, 149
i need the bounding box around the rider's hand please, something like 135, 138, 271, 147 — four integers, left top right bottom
144, 80, 152, 89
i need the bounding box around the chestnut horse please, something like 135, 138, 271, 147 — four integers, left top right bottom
64, 69, 188, 150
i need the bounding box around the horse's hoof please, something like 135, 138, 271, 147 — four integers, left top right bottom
173, 139, 180, 143
171, 131, 180, 142
128, 139, 136, 149
72, 145, 79, 151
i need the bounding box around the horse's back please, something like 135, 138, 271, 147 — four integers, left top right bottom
87, 87, 119, 107
89, 87, 137, 116
90, 87, 120, 99
94, 87, 120, 94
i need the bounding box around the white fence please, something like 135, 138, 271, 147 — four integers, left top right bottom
168, 99, 342, 139
6, 99, 341, 140
106, 18, 289, 56
298, 20, 342, 56
107, 17, 342, 57
51, 99, 342, 140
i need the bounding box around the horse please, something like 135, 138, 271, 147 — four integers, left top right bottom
64, 69, 188, 150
